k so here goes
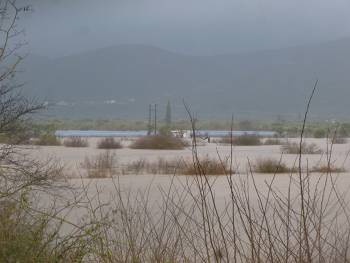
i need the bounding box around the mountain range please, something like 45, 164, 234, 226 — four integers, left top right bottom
20, 37, 350, 120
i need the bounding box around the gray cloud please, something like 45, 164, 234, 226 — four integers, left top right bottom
21, 0, 350, 57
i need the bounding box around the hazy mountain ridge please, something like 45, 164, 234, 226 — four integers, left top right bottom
20, 38, 350, 120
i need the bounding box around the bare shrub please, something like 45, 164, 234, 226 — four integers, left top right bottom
81, 151, 117, 178
130, 135, 188, 150
125, 158, 183, 175
253, 158, 294, 173
235, 135, 261, 146
311, 164, 346, 173
215, 136, 234, 144
182, 156, 229, 175
97, 137, 122, 149
263, 138, 283, 145
124, 157, 230, 175
333, 137, 347, 144
63, 137, 88, 147
281, 142, 323, 154
123, 158, 147, 175
217, 135, 261, 146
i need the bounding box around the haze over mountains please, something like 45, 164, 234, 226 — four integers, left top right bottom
21, 37, 350, 120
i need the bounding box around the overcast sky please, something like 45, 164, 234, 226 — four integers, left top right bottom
21, 0, 350, 58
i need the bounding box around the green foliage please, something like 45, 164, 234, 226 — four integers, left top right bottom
35, 133, 61, 146
0, 199, 54, 263
313, 129, 326, 138
0, 197, 90, 262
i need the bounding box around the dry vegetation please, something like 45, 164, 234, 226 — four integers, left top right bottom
253, 158, 295, 173
311, 164, 346, 173
130, 135, 189, 150
124, 158, 182, 175
124, 157, 230, 175
234, 135, 261, 145
3, 128, 350, 262
81, 151, 117, 178
263, 138, 283, 145
182, 156, 230, 175
332, 137, 347, 144
35, 134, 61, 146
97, 137, 123, 149
217, 135, 262, 146
63, 137, 89, 147
281, 142, 323, 154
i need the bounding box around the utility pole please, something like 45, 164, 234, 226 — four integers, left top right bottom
148, 104, 152, 135
147, 104, 158, 135
165, 100, 172, 126
154, 104, 157, 135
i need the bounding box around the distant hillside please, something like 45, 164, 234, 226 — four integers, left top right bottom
20, 38, 350, 120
